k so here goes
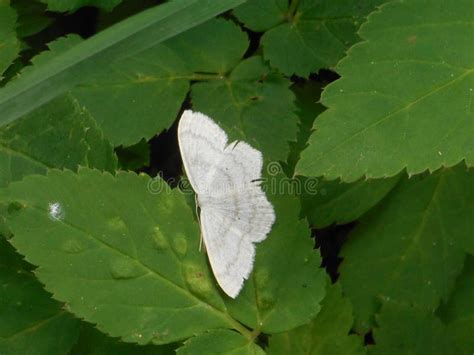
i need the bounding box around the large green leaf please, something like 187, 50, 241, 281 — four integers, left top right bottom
340, 165, 474, 331
4, 169, 233, 344
267, 282, 365, 355
3, 168, 326, 344
177, 329, 264, 355
300, 176, 400, 229
370, 301, 452, 355
40, 0, 122, 12
0, 2, 19, 79
235, 0, 385, 77
297, 0, 474, 181
0, 0, 245, 128
0, 238, 80, 354
0, 94, 116, 187
192, 56, 298, 162
439, 257, 474, 355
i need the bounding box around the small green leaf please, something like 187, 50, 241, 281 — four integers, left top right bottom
40, 0, 122, 12
177, 329, 265, 355
267, 282, 365, 355
12, 0, 52, 38
238, 0, 384, 77
0, 94, 117, 187
164, 18, 248, 75
0, 2, 19, 79
297, 0, 474, 181
116, 139, 150, 171
192, 56, 298, 162
370, 301, 452, 355
284, 81, 325, 176
300, 176, 400, 229
340, 166, 473, 331
0, 238, 80, 354
233, 0, 287, 32
439, 257, 474, 354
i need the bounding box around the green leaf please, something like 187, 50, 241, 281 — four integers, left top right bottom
72, 39, 191, 146
340, 165, 474, 331
370, 301, 452, 355
0, 2, 19, 78
297, 0, 474, 181
3, 167, 326, 344
0, 94, 117, 187
164, 17, 248, 75
300, 176, 400, 229
192, 56, 298, 162
267, 282, 365, 355
4, 169, 234, 344
40, 0, 122, 12
0, 237, 80, 354
70, 323, 176, 354
177, 329, 265, 355
12, 0, 52, 38
284, 81, 325, 176
439, 257, 474, 355
0, 0, 245, 128
116, 139, 150, 171
224, 172, 327, 333
235, 0, 384, 77
233, 0, 287, 32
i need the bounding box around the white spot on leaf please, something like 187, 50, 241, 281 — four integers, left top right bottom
48, 202, 64, 221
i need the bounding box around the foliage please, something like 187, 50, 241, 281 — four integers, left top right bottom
267, 282, 365, 355
234, 0, 386, 77
296, 0, 474, 181
0, 0, 472, 353
0, 1, 19, 80
0, 237, 80, 354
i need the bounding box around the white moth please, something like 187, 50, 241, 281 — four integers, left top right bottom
178, 110, 275, 298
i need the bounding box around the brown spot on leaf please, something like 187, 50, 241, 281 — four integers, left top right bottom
407, 35, 417, 44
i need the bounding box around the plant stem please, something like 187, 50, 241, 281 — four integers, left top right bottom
288, 0, 299, 17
